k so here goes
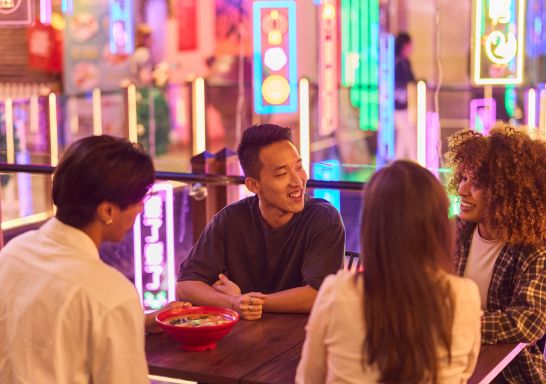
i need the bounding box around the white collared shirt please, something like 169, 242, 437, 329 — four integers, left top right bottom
0, 218, 149, 384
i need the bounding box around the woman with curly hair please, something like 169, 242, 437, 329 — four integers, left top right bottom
446, 122, 546, 383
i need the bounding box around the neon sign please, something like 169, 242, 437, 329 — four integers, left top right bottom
340, 0, 379, 131
426, 112, 440, 178
318, 0, 337, 136
133, 183, 176, 312
109, 0, 134, 55
470, 98, 496, 135
377, 33, 395, 168
252, 1, 298, 114
472, 0, 526, 85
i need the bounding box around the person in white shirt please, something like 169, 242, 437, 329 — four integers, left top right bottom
0, 136, 157, 384
296, 160, 482, 384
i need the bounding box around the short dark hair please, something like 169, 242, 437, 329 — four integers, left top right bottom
52, 135, 155, 229
395, 32, 412, 56
236, 124, 293, 179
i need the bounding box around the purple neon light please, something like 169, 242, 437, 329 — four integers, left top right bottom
133, 183, 175, 311
470, 98, 496, 135
426, 111, 440, 178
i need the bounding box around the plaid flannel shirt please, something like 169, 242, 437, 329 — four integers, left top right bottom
455, 218, 546, 383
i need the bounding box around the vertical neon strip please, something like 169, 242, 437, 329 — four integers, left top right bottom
40, 0, 52, 24
92, 88, 103, 136
539, 89, 546, 136
377, 34, 395, 168
369, 0, 380, 131
109, 0, 134, 54
29, 95, 39, 134
163, 184, 176, 303
62, 0, 73, 14
527, 88, 537, 129
299, 78, 310, 176
133, 183, 175, 310
340, 0, 350, 86
192, 77, 206, 155
133, 212, 143, 305
318, 0, 337, 136
426, 112, 440, 178
5, 98, 15, 164
48, 93, 58, 167
516, 0, 526, 84
416, 81, 427, 166
127, 84, 138, 143
252, 1, 298, 114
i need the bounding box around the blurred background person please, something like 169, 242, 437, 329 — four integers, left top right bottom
394, 32, 417, 161
296, 160, 481, 384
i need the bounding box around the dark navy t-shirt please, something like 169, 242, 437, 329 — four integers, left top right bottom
178, 195, 345, 293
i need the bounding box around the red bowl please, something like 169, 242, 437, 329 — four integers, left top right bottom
155, 306, 239, 351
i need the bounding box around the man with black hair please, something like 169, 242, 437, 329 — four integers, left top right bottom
177, 124, 345, 320
0, 136, 155, 384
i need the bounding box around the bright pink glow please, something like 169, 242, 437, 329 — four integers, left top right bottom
318, 0, 338, 135
470, 98, 496, 135
133, 183, 175, 311
40, 0, 52, 24
426, 112, 440, 178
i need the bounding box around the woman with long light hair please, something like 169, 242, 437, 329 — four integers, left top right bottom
296, 160, 481, 383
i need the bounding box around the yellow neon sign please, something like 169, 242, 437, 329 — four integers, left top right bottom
472, 0, 526, 85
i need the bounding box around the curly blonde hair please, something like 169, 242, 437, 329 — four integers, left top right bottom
445, 122, 546, 246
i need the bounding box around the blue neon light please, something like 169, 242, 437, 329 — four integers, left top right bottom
312, 160, 341, 211
62, 0, 73, 14
252, 1, 298, 115
527, 0, 546, 57
109, 0, 134, 55
376, 34, 395, 168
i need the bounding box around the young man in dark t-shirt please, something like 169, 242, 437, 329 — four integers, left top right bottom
177, 124, 345, 320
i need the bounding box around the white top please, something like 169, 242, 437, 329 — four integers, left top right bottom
464, 227, 505, 310
296, 270, 482, 384
0, 218, 149, 384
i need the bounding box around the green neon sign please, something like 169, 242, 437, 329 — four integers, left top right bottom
341, 0, 379, 131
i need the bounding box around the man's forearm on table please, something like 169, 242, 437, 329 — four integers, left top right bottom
176, 280, 233, 308
262, 285, 317, 313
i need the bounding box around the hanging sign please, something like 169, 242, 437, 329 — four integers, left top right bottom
472, 0, 526, 85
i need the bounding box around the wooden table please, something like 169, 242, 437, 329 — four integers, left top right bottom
146, 314, 525, 384
467, 343, 526, 384
146, 313, 308, 384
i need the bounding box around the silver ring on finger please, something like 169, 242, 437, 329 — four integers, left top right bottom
249, 304, 253, 311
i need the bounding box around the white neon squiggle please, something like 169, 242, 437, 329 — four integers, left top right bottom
485, 31, 517, 65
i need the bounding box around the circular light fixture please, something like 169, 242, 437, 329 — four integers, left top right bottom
262, 75, 291, 105
264, 47, 287, 71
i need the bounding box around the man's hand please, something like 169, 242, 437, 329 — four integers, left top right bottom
145, 301, 192, 334
212, 273, 242, 296
229, 292, 267, 320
